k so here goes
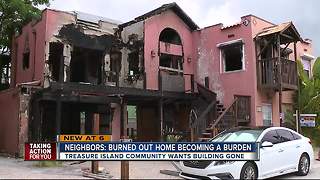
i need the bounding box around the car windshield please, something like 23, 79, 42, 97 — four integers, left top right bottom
210, 129, 264, 142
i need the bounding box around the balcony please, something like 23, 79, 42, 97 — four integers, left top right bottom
257, 57, 298, 91
158, 68, 195, 93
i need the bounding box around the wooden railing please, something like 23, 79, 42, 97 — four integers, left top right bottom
281, 58, 298, 88
210, 98, 238, 135
190, 99, 216, 140
158, 68, 195, 93
257, 57, 298, 90
210, 96, 251, 136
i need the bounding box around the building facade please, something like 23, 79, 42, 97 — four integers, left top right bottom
0, 3, 314, 156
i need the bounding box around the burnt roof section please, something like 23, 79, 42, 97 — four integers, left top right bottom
256, 22, 303, 43
56, 24, 120, 51
119, 3, 199, 31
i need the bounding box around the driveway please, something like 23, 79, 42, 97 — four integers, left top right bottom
0, 157, 179, 179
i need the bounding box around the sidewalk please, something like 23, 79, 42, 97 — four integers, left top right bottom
0, 156, 179, 179
315, 147, 319, 160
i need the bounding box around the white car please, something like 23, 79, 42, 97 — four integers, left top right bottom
172, 127, 314, 179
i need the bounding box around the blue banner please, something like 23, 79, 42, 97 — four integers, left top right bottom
58, 142, 258, 153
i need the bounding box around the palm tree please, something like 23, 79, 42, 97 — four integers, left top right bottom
296, 57, 320, 146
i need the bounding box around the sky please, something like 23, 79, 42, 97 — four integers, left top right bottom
41, 0, 320, 56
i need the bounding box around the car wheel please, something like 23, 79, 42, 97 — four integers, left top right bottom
297, 154, 310, 176
240, 162, 257, 179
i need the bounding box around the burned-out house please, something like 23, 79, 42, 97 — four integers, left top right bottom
0, 3, 314, 156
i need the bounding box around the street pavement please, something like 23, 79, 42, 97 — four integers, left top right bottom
278, 158, 320, 179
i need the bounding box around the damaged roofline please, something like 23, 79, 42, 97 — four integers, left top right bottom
119, 2, 199, 31
241, 14, 276, 26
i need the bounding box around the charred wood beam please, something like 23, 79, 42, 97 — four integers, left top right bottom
49, 82, 197, 100
256, 37, 274, 59
280, 42, 291, 54
280, 33, 295, 40
40, 92, 120, 104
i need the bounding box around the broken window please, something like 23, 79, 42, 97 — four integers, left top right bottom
128, 51, 140, 75
108, 51, 121, 83
159, 54, 183, 71
22, 52, 30, 70
110, 52, 121, 72
159, 28, 182, 45
48, 42, 64, 81
221, 43, 244, 72
70, 47, 103, 84
302, 58, 311, 78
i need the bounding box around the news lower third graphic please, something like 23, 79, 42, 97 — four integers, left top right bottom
25, 135, 260, 161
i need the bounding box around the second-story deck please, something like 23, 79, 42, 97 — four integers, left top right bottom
257, 57, 298, 91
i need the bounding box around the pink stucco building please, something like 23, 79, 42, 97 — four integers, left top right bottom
0, 3, 314, 155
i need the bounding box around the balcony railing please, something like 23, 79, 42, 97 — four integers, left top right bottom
257, 57, 298, 90
158, 68, 194, 93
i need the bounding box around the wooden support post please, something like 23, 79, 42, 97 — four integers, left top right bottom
55, 55, 64, 135
120, 99, 125, 138
121, 161, 129, 179
294, 42, 301, 132
91, 113, 100, 174
277, 34, 283, 126
120, 100, 129, 179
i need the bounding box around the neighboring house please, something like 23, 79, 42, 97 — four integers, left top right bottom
0, 3, 314, 156
0, 53, 10, 90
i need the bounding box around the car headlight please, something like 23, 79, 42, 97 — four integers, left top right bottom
213, 161, 235, 166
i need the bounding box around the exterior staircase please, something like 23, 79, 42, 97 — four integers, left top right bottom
190, 84, 251, 142
198, 101, 236, 142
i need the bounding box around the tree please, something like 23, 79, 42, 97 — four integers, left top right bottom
296, 57, 320, 146
297, 57, 320, 113
0, 0, 50, 55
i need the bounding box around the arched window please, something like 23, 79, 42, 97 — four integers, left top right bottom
158, 28, 183, 72
159, 28, 182, 45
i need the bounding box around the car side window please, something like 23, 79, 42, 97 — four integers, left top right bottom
276, 129, 295, 143
291, 132, 302, 140
261, 130, 280, 144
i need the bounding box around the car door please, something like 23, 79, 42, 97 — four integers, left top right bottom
276, 129, 299, 172
259, 130, 282, 178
